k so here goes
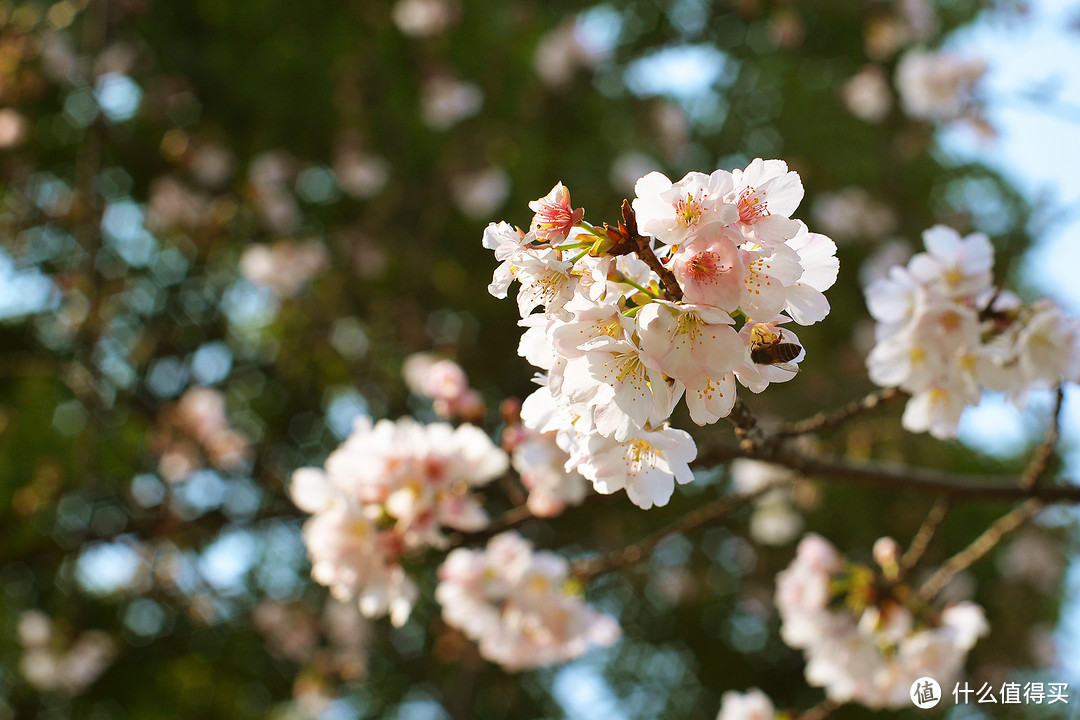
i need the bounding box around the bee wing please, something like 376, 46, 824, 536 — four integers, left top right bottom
772, 362, 800, 374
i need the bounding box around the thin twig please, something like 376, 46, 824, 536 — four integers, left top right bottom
796, 699, 842, 720
498, 473, 528, 508
916, 499, 1044, 603
900, 497, 950, 574
1020, 386, 1065, 492
604, 200, 684, 301
631, 233, 683, 301
571, 483, 783, 580
697, 442, 1080, 503
777, 388, 905, 438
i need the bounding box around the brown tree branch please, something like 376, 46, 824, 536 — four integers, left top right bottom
570, 482, 784, 580
796, 699, 842, 720
1020, 386, 1065, 491
777, 387, 906, 438
916, 498, 1044, 603
900, 497, 950, 575
697, 442, 1080, 502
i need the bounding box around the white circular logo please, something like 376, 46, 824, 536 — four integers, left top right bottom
911, 677, 942, 709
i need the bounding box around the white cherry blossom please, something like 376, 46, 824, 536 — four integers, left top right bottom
436, 532, 620, 670
577, 425, 696, 509
730, 158, 805, 244
632, 169, 738, 245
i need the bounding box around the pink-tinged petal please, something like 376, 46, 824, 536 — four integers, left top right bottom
672, 228, 744, 310
684, 372, 736, 425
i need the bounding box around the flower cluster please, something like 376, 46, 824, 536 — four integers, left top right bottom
775, 534, 988, 709
865, 225, 1080, 438
154, 386, 252, 482
895, 48, 987, 124
501, 402, 590, 518
290, 417, 509, 626
716, 688, 778, 720
436, 531, 620, 670
239, 239, 329, 298
17, 611, 117, 696
484, 164, 838, 509
402, 352, 486, 421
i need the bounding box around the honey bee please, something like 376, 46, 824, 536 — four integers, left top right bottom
748, 324, 802, 373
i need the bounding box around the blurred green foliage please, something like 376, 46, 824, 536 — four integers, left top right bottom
0, 0, 1072, 718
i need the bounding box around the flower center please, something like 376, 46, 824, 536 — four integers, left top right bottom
738, 186, 769, 223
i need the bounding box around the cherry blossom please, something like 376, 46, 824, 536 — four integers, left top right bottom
865, 224, 1080, 438
436, 532, 620, 670
577, 424, 697, 509
731, 158, 805, 244
528, 182, 585, 242
484, 166, 835, 508
632, 169, 738, 246
895, 49, 987, 123
776, 533, 988, 709
290, 416, 508, 625
716, 689, 777, 720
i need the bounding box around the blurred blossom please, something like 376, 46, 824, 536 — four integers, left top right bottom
501, 412, 589, 518
146, 176, 212, 231
858, 239, 912, 288
776, 534, 988, 708
403, 352, 486, 421
94, 41, 137, 77
332, 148, 389, 199
391, 0, 460, 37
865, 0, 939, 60
811, 187, 897, 244
18, 611, 117, 696
841, 65, 893, 123
188, 141, 236, 189
730, 459, 802, 546
533, 17, 611, 89
436, 532, 620, 670
17, 610, 53, 648
37, 31, 78, 84
716, 688, 776, 720
451, 167, 510, 220
767, 9, 805, 49
249, 150, 301, 234
253, 601, 320, 663
609, 152, 661, 194
250, 151, 294, 187
419, 75, 483, 130
895, 49, 987, 123
155, 386, 252, 481
0, 108, 27, 147
996, 531, 1063, 593
239, 239, 328, 298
